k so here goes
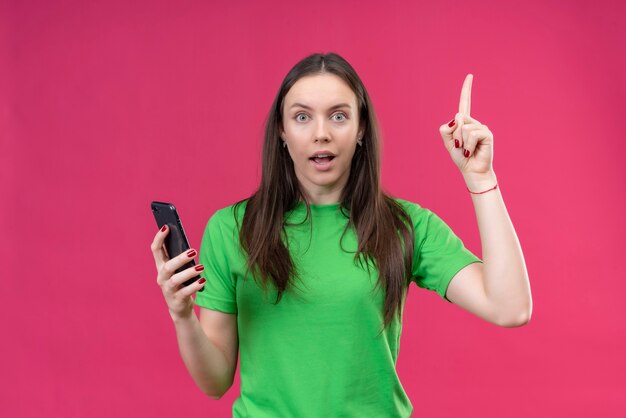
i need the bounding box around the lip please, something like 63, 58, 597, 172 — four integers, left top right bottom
309, 152, 336, 172
309, 150, 336, 158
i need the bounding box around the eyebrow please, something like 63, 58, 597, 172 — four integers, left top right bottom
289, 102, 352, 111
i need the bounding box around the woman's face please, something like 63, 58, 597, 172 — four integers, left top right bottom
280, 73, 363, 204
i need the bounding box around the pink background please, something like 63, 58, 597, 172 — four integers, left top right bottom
2, 0, 625, 416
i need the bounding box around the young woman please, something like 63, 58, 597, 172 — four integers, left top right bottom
151, 52, 532, 417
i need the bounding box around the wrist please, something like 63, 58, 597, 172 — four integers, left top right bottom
170, 308, 197, 325
463, 171, 498, 193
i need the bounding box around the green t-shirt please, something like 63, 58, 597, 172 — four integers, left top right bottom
194, 198, 482, 417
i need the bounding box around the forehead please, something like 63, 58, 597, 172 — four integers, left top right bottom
284, 73, 357, 108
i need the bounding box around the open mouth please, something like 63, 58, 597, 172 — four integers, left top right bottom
309, 155, 336, 164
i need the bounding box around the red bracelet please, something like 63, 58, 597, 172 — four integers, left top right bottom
467, 182, 498, 194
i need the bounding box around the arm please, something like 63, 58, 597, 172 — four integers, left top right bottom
447, 171, 532, 327
440, 75, 532, 327
172, 309, 238, 399
151, 225, 238, 399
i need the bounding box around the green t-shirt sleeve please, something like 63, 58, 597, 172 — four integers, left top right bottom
410, 206, 483, 303
194, 209, 238, 314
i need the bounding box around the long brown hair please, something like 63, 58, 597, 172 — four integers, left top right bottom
234, 52, 414, 331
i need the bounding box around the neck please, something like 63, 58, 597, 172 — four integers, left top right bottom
300, 186, 344, 205
305, 196, 341, 205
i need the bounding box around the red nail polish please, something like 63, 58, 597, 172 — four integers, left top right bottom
455, 139, 459, 148
198, 278, 206, 285
160, 225, 167, 232
186, 249, 197, 258
448, 119, 455, 127
464, 149, 470, 158
194, 265, 204, 272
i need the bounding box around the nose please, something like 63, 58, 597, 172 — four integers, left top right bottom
314, 120, 330, 143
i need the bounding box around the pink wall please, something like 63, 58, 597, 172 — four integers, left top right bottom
2, 0, 625, 416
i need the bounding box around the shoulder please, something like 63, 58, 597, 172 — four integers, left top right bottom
391, 197, 423, 212
203, 198, 249, 236
208, 198, 249, 224
390, 197, 432, 226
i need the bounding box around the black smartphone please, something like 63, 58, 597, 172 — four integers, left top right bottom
151, 201, 201, 287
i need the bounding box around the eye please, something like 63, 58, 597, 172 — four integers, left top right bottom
295, 113, 309, 122
332, 112, 347, 122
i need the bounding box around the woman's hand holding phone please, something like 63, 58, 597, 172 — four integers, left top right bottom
151, 225, 206, 321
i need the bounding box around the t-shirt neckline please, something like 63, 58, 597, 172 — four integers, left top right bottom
286, 201, 345, 218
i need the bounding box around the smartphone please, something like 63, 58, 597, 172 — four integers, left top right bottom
151, 201, 201, 287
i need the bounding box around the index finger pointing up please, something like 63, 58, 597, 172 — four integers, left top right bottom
459, 73, 473, 116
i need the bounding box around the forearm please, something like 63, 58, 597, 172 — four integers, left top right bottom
465, 171, 532, 325
172, 313, 233, 399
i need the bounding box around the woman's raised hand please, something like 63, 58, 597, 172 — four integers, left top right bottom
151, 225, 206, 321
439, 74, 495, 178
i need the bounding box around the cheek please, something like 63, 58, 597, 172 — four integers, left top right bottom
283, 127, 307, 148
285, 143, 309, 164
284, 120, 307, 135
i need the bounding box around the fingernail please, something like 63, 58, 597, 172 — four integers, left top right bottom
194, 265, 204, 272
455, 139, 459, 148
186, 249, 197, 258
160, 225, 167, 232
448, 119, 455, 127
198, 278, 206, 285
464, 149, 470, 158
